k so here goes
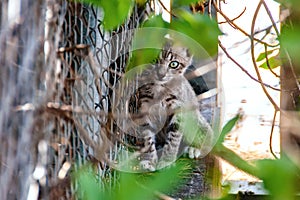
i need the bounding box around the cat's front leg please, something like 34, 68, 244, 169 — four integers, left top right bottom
138, 130, 158, 172
183, 111, 215, 159
157, 117, 183, 169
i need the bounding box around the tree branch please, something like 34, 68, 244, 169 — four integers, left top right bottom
219, 40, 281, 91
213, 1, 278, 48
250, 0, 280, 111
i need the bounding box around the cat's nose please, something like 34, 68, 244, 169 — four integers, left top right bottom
157, 72, 165, 80
156, 67, 166, 80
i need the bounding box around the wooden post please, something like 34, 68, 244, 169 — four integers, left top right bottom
280, 6, 300, 159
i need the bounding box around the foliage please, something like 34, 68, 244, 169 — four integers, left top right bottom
257, 1, 300, 199
79, 0, 220, 70
126, 12, 220, 70
216, 114, 240, 145
74, 115, 300, 199
256, 48, 281, 69
256, 156, 300, 200
213, 117, 300, 200
172, 0, 205, 7
74, 160, 191, 200
170, 10, 221, 57
80, 0, 134, 30
276, 0, 300, 66
73, 0, 300, 199
281, 26, 300, 66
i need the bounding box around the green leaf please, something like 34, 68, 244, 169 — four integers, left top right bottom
172, 0, 205, 7
256, 49, 279, 62
135, 0, 147, 6
146, 161, 188, 193
256, 156, 300, 199
281, 26, 300, 66
142, 14, 169, 28
178, 111, 202, 146
212, 144, 259, 178
114, 161, 188, 200
74, 160, 189, 200
126, 49, 160, 72
170, 10, 221, 57
275, 0, 300, 11
258, 56, 281, 69
126, 17, 168, 71
115, 173, 146, 200
81, 0, 134, 30
217, 115, 240, 145
74, 165, 106, 200
256, 48, 281, 69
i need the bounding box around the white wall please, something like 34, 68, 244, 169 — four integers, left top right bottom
218, 0, 281, 181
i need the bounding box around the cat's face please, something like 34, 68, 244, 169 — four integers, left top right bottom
155, 45, 193, 82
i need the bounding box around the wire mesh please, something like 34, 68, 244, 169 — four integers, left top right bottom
0, 0, 220, 199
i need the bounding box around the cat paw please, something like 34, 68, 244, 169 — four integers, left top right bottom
184, 146, 202, 159
139, 160, 156, 172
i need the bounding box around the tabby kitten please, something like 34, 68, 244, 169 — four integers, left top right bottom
117, 42, 214, 171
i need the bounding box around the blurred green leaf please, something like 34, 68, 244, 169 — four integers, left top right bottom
212, 144, 259, 179
140, 160, 188, 196
281, 26, 300, 66
178, 111, 202, 146
112, 163, 186, 200
142, 14, 170, 28
75, 165, 106, 200
172, 0, 204, 7
81, 0, 134, 30
258, 56, 281, 69
275, 0, 300, 11
126, 49, 160, 72
126, 16, 169, 71
178, 109, 217, 150
256, 156, 300, 200
75, 161, 189, 200
217, 115, 239, 145
170, 10, 221, 57
135, 0, 147, 6
115, 173, 145, 200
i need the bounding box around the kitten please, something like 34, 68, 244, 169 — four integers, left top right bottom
115, 42, 214, 171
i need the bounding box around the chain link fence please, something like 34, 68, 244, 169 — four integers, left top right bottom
0, 0, 220, 199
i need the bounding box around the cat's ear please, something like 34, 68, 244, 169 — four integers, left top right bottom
163, 34, 174, 50
186, 48, 192, 58
185, 48, 193, 66
160, 39, 173, 60
163, 40, 173, 51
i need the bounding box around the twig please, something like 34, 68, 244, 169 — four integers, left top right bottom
218, 40, 280, 91
250, 0, 280, 111
218, 7, 246, 24
260, 1, 281, 78
157, 0, 177, 18
208, 0, 212, 18
269, 110, 279, 159
263, 44, 280, 78
262, 1, 280, 37
213, 1, 277, 48
57, 44, 90, 53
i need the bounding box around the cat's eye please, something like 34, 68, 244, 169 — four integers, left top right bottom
168, 61, 179, 69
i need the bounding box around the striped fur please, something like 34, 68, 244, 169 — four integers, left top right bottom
126, 44, 213, 171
